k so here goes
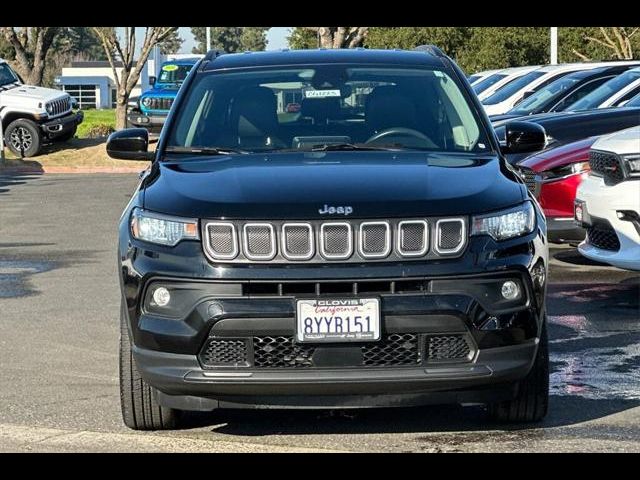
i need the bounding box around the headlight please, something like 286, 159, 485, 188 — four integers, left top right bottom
141, 97, 152, 108
471, 201, 536, 241
623, 154, 640, 177
45, 103, 54, 114
130, 208, 199, 246
538, 161, 590, 182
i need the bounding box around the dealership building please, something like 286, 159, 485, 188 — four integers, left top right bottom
54, 49, 202, 109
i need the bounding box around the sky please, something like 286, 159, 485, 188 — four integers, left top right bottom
127, 27, 291, 54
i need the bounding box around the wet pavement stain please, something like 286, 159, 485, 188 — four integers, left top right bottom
0, 260, 56, 298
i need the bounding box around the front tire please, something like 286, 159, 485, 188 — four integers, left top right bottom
120, 304, 180, 430
488, 321, 549, 423
4, 118, 43, 157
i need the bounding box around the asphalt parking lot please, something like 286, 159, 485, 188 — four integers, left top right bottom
0, 172, 639, 452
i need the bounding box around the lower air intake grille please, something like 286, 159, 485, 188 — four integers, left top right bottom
518, 167, 539, 197
199, 333, 474, 368
200, 338, 249, 367
253, 336, 314, 368
361, 333, 420, 366
587, 224, 620, 251
426, 335, 471, 361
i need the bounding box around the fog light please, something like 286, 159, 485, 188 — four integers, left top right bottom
152, 287, 171, 307
501, 281, 520, 300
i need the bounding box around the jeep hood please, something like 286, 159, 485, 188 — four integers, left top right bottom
0, 84, 68, 104
142, 86, 180, 97
142, 152, 524, 219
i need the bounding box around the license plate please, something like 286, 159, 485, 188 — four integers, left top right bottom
296, 298, 380, 343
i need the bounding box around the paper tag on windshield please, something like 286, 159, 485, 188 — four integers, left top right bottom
162, 64, 179, 72
304, 89, 341, 98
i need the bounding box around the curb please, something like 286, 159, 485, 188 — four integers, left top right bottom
0, 166, 144, 174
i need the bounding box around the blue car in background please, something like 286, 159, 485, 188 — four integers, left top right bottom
127, 57, 199, 133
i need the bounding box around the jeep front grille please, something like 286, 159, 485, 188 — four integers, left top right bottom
201, 217, 467, 263
589, 150, 624, 183
145, 97, 174, 110
199, 333, 474, 369
46, 97, 71, 117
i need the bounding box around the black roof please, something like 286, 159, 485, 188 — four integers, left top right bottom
201, 48, 447, 71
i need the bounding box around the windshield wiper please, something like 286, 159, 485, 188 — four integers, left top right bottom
164, 146, 250, 155
310, 143, 405, 152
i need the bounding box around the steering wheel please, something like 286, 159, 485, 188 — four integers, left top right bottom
365, 127, 438, 148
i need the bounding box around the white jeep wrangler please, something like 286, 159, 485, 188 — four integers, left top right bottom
1, 58, 83, 157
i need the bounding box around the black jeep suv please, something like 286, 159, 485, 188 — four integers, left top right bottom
108, 47, 550, 430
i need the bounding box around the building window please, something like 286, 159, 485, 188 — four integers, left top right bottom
62, 84, 97, 109
111, 89, 117, 108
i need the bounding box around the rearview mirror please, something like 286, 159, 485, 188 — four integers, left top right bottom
149, 76, 156, 87
502, 121, 546, 155
106, 128, 154, 161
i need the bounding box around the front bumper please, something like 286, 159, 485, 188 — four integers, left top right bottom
575, 175, 640, 271
127, 111, 167, 130
41, 111, 84, 138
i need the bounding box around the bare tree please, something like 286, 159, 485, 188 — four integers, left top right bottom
575, 27, 639, 60
0, 27, 60, 85
93, 27, 179, 129
302, 27, 369, 48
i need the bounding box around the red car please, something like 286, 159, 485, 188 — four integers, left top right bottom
517, 137, 596, 243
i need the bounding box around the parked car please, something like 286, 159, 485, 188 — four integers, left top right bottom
493, 106, 640, 164
106, 46, 550, 430
467, 69, 500, 86
127, 57, 200, 133
566, 67, 640, 111
475, 66, 540, 100
491, 64, 639, 122
575, 126, 640, 271
0, 58, 83, 157
517, 137, 597, 243
482, 63, 628, 116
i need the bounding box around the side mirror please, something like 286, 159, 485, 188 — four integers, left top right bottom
106, 128, 154, 161
502, 121, 546, 155
149, 76, 156, 87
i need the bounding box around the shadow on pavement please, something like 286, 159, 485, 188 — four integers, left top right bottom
0, 171, 44, 195
173, 394, 639, 437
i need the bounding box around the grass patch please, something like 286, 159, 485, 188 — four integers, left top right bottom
77, 109, 116, 138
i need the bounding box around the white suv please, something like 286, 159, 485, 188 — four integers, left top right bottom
1, 58, 83, 157
575, 126, 640, 271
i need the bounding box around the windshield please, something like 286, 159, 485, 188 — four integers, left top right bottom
482, 71, 545, 105
158, 64, 193, 85
567, 70, 640, 111
0, 63, 19, 87
626, 92, 640, 107
472, 73, 506, 94
166, 65, 491, 155
508, 75, 581, 114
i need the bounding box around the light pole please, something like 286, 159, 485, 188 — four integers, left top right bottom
206, 27, 211, 52
0, 118, 5, 165
550, 27, 558, 65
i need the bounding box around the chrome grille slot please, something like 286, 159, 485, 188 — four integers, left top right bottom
204, 222, 238, 260
46, 97, 71, 117
359, 221, 390, 258
281, 223, 313, 260
435, 218, 465, 254
397, 220, 428, 256
320, 223, 352, 260
243, 223, 276, 260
